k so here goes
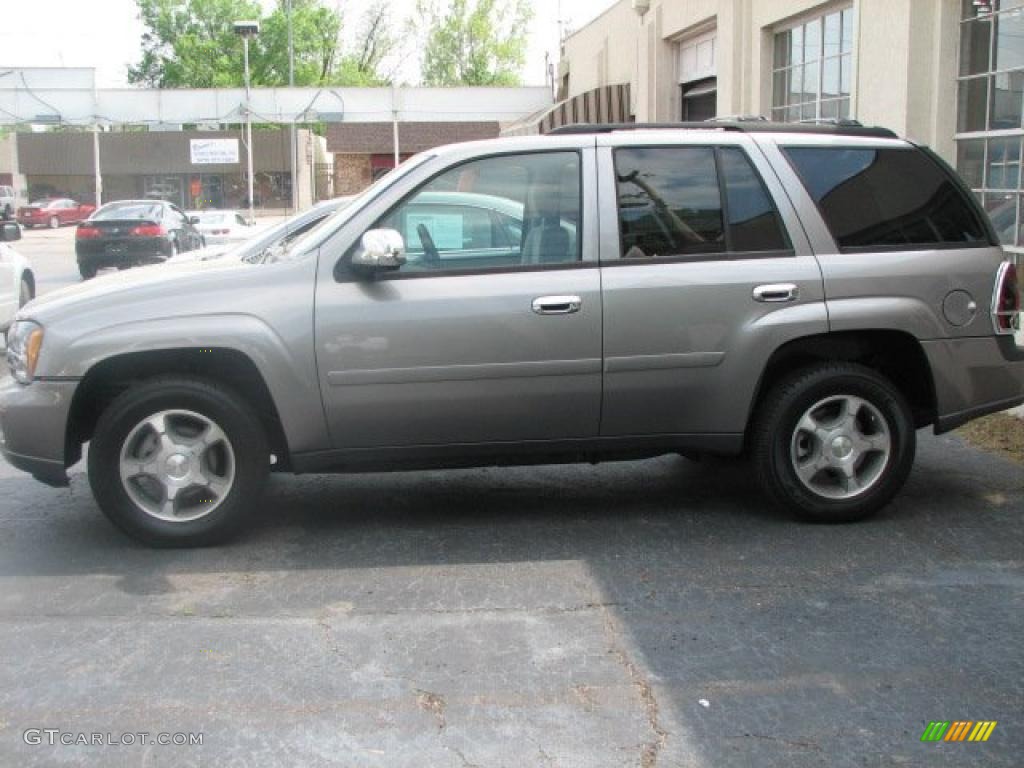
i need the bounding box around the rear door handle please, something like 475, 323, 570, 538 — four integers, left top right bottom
532, 295, 582, 315
752, 283, 799, 303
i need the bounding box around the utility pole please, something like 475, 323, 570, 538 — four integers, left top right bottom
287, 0, 299, 211
234, 21, 260, 225
391, 83, 400, 168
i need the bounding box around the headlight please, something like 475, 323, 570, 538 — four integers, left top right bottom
6, 320, 44, 384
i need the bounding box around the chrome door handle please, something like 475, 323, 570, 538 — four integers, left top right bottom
532, 295, 582, 315
752, 283, 799, 303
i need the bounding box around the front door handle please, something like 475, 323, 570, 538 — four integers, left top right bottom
532, 295, 582, 315
752, 283, 799, 303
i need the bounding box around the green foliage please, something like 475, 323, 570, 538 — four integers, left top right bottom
129, 0, 395, 88
417, 0, 533, 86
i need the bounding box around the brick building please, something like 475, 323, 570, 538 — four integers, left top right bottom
326, 122, 500, 195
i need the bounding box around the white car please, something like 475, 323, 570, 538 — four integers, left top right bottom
0, 222, 35, 332
186, 210, 255, 246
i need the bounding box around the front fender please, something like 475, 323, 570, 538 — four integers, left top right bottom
47, 313, 330, 454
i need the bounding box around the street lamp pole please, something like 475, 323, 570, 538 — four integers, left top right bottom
234, 20, 260, 225
287, 0, 299, 211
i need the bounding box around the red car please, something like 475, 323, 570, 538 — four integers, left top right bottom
17, 198, 96, 229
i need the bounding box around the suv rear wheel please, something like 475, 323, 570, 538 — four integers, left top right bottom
88, 377, 269, 546
751, 363, 915, 523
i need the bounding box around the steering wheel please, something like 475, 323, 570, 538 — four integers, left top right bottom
417, 223, 441, 266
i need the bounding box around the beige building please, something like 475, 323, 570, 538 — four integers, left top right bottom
554, 0, 1024, 251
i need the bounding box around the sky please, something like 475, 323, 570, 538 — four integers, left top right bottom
0, 0, 619, 88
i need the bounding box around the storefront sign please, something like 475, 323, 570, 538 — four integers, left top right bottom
190, 139, 240, 165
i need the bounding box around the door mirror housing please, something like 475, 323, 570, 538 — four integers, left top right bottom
188, 215, 201, 225
0, 222, 22, 242
350, 229, 406, 275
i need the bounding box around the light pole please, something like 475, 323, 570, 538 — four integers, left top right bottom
234, 20, 260, 225
287, 0, 299, 211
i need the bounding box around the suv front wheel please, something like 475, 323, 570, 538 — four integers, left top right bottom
751, 363, 915, 523
88, 377, 269, 546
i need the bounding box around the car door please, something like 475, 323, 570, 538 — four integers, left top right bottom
59, 200, 75, 224
313, 144, 603, 450
596, 134, 828, 438
167, 206, 193, 250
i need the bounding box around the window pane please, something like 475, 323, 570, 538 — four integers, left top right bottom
993, 7, 1024, 72
784, 147, 990, 249
823, 57, 840, 100
791, 25, 804, 66
986, 135, 1021, 188
841, 9, 854, 53
805, 19, 822, 63
790, 64, 805, 104
960, 17, 992, 76
956, 138, 986, 188
614, 147, 725, 259
375, 152, 581, 272
840, 54, 852, 96
821, 99, 840, 119
838, 98, 851, 119
990, 70, 1024, 129
958, 77, 990, 131
774, 31, 792, 69
773, 70, 789, 108
804, 59, 820, 102
720, 148, 790, 251
823, 12, 842, 58
984, 192, 1019, 244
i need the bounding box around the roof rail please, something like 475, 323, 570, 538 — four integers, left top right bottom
547, 121, 899, 139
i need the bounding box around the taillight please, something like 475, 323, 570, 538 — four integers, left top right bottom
211, 228, 228, 235
993, 261, 1020, 334
76, 226, 101, 239
130, 224, 166, 237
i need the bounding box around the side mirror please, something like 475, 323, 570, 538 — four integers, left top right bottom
189, 216, 201, 225
350, 229, 406, 274
0, 222, 22, 242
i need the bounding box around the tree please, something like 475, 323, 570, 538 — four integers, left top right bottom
417, 0, 533, 86
128, 0, 396, 88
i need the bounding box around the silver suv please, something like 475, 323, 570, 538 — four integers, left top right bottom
2, 123, 1022, 546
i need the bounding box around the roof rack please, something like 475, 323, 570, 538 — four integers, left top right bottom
547, 121, 898, 139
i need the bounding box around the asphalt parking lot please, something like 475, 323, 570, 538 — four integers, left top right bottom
0, 224, 1022, 767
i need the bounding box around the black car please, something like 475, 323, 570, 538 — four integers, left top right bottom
75, 200, 205, 279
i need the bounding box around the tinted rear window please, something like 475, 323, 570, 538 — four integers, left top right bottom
784, 147, 990, 250
92, 203, 162, 221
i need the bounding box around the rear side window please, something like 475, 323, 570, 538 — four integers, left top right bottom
783, 146, 991, 250
613, 146, 790, 259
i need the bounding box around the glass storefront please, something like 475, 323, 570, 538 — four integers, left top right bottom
957, 0, 1024, 249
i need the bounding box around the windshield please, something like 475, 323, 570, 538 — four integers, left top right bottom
285, 153, 436, 259
29, 199, 55, 207
93, 202, 162, 221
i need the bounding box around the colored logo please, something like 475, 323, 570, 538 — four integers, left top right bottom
921, 721, 997, 742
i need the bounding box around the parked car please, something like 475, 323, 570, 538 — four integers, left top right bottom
0, 186, 16, 220
0, 222, 35, 332
185, 210, 252, 246
18, 198, 95, 229
168, 197, 353, 264
75, 200, 205, 278
2, 123, 1022, 547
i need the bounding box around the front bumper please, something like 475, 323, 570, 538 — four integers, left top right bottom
0, 375, 79, 486
924, 335, 1024, 433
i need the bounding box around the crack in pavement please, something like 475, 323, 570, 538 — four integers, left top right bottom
597, 606, 668, 768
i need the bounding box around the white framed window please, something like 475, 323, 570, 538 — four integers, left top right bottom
771, 6, 854, 122
956, 0, 1024, 250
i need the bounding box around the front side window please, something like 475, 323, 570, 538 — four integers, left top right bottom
772, 7, 854, 122
784, 146, 991, 250
374, 152, 581, 274
613, 146, 789, 259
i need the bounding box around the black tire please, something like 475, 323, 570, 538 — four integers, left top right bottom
78, 262, 97, 279
88, 377, 269, 547
18, 276, 33, 307
751, 362, 915, 523
2, 205, 11, 220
